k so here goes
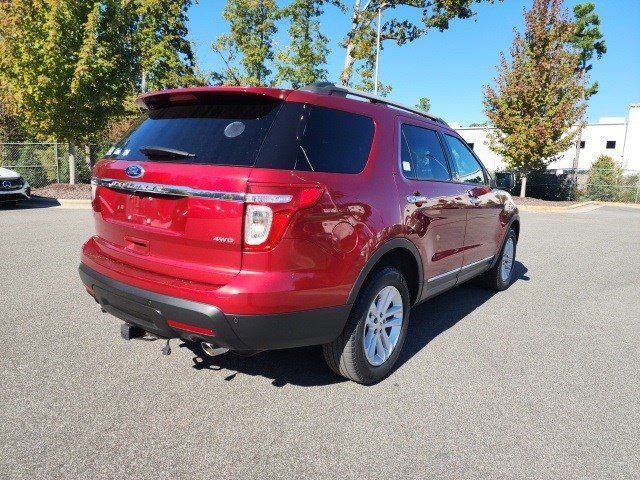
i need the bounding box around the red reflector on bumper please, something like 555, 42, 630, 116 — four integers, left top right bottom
167, 319, 215, 337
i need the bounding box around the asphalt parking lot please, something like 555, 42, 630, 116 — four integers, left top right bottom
1, 204, 639, 479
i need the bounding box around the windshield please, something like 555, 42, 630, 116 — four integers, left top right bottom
105, 95, 283, 166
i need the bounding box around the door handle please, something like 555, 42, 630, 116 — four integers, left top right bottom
469, 185, 491, 197
407, 195, 429, 204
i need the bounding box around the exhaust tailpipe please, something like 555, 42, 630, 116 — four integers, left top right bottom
201, 342, 229, 357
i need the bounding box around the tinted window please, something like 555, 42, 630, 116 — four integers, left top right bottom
400, 125, 450, 181
443, 134, 486, 184
257, 103, 374, 174
106, 95, 283, 166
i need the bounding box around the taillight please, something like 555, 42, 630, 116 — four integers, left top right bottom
245, 205, 274, 246
243, 184, 324, 251
90, 177, 100, 212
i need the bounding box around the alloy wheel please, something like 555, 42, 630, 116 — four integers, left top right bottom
500, 238, 515, 282
363, 285, 404, 366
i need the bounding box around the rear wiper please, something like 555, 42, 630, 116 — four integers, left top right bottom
139, 146, 196, 158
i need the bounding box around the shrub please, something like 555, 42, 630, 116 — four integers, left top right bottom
585, 155, 621, 201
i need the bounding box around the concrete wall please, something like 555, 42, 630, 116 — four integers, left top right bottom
621, 104, 640, 170
453, 104, 640, 172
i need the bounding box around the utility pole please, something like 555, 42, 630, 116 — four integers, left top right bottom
373, 3, 389, 95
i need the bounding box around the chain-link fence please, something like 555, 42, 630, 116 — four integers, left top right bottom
503, 168, 640, 204
580, 168, 640, 204
0, 142, 110, 188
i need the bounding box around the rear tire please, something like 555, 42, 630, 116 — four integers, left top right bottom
323, 267, 410, 385
478, 228, 517, 291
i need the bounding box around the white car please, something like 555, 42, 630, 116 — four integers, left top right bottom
0, 167, 30, 204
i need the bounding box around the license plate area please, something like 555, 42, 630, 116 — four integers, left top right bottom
121, 193, 189, 232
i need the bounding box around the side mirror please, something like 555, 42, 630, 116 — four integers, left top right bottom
495, 172, 516, 191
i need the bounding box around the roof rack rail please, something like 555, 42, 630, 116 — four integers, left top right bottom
299, 82, 448, 126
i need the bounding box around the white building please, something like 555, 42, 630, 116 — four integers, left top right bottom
451, 103, 640, 173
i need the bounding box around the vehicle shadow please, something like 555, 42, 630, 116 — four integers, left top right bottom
0, 196, 60, 210
396, 261, 529, 371
179, 261, 529, 387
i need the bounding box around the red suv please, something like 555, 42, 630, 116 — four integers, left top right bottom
79, 82, 519, 384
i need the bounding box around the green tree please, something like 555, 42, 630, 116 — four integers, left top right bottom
340, 0, 502, 92
275, 0, 343, 88
135, 0, 202, 92
569, 2, 606, 99
415, 97, 431, 112
483, 0, 585, 197
0, 96, 25, 141
568, 2, 606, 190
212, 0, 278, 86
0, 0, 135, 183
585, 155, 619, 201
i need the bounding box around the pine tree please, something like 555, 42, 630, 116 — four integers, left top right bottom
275, 0, 342, 88
212, 0, 278, 86
483, 0, 586, 196
568, 2, 606, 190
569, 2, 606, 99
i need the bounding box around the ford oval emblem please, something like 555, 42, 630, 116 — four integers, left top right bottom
125, 164, 144, 178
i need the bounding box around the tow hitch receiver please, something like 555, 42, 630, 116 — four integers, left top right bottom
121, 323, 145, 340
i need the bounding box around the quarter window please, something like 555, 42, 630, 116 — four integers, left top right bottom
256, 103, 374, 174
400, 125, 450, 181
443, 134, 486, 184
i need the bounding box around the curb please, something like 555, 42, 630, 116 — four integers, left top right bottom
516, 200, 640, 213
56, 199, 92, 209
515, 201, 598, 213
593, 201, 640, 210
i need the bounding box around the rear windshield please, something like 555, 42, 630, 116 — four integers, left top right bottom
106, 97, 374, 173
106, 95, 283, 166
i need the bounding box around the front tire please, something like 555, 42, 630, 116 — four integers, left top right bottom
323, 267, 410, 384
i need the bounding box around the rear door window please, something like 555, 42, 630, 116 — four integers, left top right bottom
105, 95, 283, 166
257, 103, 374, 174
400, 124, 450, 181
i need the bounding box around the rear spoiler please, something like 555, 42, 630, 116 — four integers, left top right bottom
135, 86, 292, 110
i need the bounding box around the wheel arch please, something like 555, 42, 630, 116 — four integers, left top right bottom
489, 215, 520, 270
346, 238, 423, 307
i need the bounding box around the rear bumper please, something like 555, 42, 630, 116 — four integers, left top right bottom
79, 263, 350, 350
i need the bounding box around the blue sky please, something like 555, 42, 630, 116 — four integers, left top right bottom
188, 0, 640, 126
